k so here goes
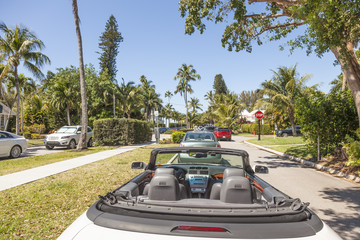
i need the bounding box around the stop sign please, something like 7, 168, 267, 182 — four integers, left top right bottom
255, 111, 263, 119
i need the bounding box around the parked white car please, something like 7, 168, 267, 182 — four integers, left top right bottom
44, 126, 93, 150
0, 131, 28, 158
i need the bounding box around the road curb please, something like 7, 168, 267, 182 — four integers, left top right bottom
244, 140, 360, 183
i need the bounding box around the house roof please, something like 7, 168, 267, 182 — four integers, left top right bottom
0, 102, 16, 116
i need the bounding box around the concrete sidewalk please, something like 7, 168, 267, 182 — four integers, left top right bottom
0, 143, 152, 191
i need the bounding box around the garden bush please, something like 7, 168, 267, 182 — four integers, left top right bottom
24, 124, 46, 134
172, 131, 186, 143
23, 132, 31, 139
241, 123, 273, 135
94, 118, 152, 146
31, 133, 42, 139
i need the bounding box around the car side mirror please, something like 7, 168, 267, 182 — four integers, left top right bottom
253, 165, 269, 174
131, 161, 147, 170
77, 131, 81, 134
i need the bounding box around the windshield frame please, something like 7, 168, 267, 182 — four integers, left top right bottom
147, 147, 253, 174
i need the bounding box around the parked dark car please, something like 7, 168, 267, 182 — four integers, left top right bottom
214, 127, 232, 141
159, 127, 169, 133
276, 126, 302, 137
59, 147, 341, 239
201, 126, 216, 132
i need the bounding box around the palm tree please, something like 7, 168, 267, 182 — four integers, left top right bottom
214, 92, 243, 129
0, 23, 50, 134
188, 97, 202, 113
117, 78, 136, 118
165, 90, 173, 104
48, 77, 78, 125
72, 0, 88, 150
142, 88, 162, 125
260, 65, 311, 136
174, 64, 200, 127
163, 103, 174, 127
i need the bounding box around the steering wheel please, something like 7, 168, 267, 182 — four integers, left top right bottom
165, 166, 186, 181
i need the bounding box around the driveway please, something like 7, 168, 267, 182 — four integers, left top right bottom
22, 145, 66, 157
221, 136, 360, 240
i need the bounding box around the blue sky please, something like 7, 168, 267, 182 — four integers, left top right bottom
1, 0, 341, 113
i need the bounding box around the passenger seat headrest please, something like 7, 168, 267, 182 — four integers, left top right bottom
155, 168, 175, 176
223, 168, 245, 179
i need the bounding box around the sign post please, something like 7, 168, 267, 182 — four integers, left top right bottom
155, 110, 159, 144
255, 111, 264, 141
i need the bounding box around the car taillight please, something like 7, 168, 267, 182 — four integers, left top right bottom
217, 143, 221, 148
175, 226, 227, 232
180, 143, 184, 147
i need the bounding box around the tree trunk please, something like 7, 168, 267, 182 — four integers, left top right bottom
331, 45, 360, 127
113, 92, 116, 118
66, 106, 71, 125
14, 66, 20, 135
21, 97, 24, 134
288, 108, 297, 137
185, 89, 188, 128
73, 0, 88, 150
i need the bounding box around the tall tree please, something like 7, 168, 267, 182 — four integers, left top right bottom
0, 23, 50, 134
98, 15, 123, 118
179, 0, 360, 127
213, 74, 227, 95
98, 15, 123, 81
174, 64, 200, 127
260, 65, 311, 136
72, 0, 88, 150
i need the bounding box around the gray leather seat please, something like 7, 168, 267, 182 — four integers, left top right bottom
210, 168, 245, 200
143, 168, 187, 199
148, 174, 181, 201
220, 176, 252, 204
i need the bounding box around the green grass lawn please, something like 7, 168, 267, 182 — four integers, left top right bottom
0, 146, 116, 176
0, 144, 175, 239
27, 140, 44, 146
247, 136, 313, 159
247, 136, 305, 146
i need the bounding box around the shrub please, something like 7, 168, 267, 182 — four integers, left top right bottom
31, 133, 42, 139
345, 129, 360, 167
24, 124, 46, 134
94, 118, 152, 146
178, 128, 193, 133
241, 123, 273, 135
160, 138, 173, 144
23, 132, 31, 139
172, 131, 186, 143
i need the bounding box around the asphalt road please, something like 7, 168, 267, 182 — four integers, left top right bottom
221, 136, 360, 240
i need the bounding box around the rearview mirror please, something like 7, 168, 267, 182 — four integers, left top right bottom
253, 165, 269, 174
131, 161, 147, 170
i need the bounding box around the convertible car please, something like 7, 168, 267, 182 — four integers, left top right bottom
59, 147, 341, 239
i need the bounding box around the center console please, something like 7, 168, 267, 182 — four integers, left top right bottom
187, 166, 210, 196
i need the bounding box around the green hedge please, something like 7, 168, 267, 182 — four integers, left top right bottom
241, 123, 273, 135
94, 118, 152, 146
172, 131, 186, 143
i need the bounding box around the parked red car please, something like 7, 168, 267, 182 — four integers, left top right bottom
213, 127, 231, 141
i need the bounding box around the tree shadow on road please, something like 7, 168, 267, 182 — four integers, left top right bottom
254, 155, 312, 169
315, 187, 360, 240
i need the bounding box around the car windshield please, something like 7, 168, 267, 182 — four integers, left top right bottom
56, 127, 77, 133
184, 133, 215, 142
156, 152, 244, 168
